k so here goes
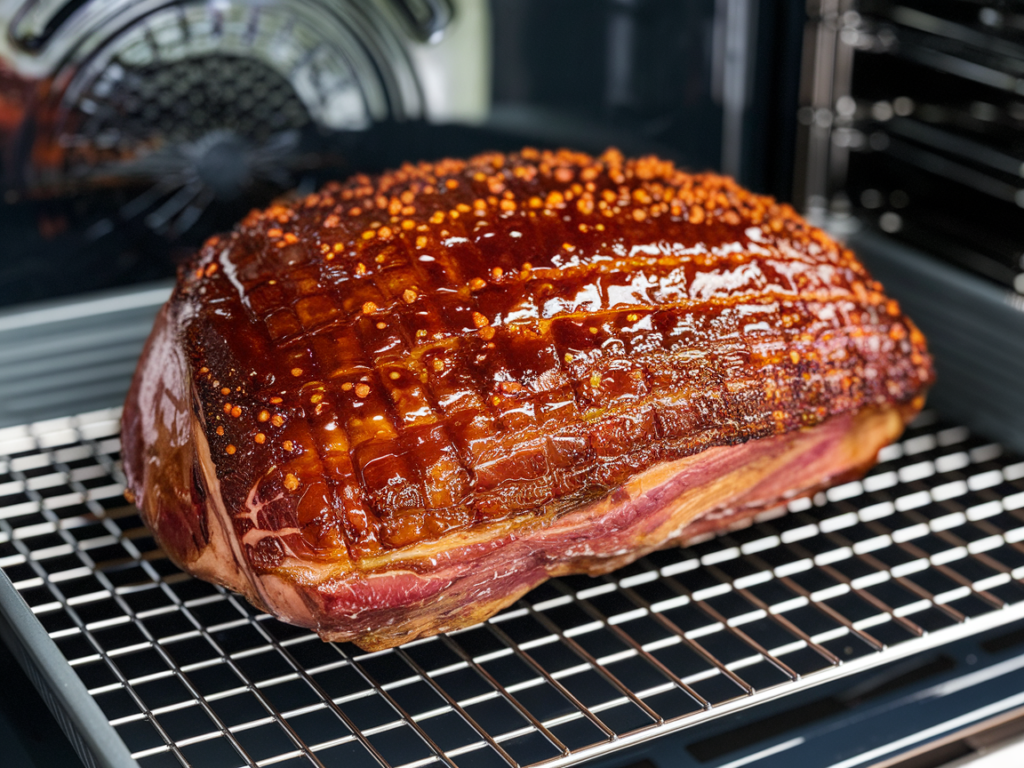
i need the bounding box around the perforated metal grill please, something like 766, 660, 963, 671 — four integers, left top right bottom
2, 408, 1024, 768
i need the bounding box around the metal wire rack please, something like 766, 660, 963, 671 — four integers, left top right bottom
2, 408, 1024, 768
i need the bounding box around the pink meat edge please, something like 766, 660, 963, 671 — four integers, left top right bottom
308, 406, 902, 647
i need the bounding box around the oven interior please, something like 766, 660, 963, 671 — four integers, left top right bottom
1, 1, 1024, 767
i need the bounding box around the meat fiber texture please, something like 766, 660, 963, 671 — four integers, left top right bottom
122, 148, 933, 650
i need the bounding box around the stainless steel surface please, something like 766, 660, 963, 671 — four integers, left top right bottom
795, 1, 1024, 293
793, 0, 856, 219
0, 565, 135, 768
864, 702, 1024, 768
851, 229, 1024, 458
2, 407, 1024, 768
0, 282, 169, 429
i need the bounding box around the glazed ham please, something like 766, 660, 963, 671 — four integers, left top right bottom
122, 148, 933, 650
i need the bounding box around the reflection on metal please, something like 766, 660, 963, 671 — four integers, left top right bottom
793, 0, 1024, 293
0, 282, 169, 428
0, 0, 491, 248
20, 0, 410, 235
392, 0, 490, 124
793, 0, 858, 221
605, 0, 639, 111
713, 0, 758, 180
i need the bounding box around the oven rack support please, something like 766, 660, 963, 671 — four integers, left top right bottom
1, 407, 1024, 768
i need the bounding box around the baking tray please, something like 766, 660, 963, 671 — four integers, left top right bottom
2, 406, 1024, 768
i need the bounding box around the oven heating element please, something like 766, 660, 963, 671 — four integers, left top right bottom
1, 408, 1024, 768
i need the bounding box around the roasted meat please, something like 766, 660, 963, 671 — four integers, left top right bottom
122, 148, 933, 650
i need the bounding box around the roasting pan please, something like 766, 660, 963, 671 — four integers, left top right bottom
2, 236, 1024, 768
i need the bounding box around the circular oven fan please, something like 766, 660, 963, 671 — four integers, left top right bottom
26, 0, 422, 239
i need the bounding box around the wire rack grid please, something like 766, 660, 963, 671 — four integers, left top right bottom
2, 408, 1024, 768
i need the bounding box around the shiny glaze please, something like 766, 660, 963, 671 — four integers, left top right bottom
134, 148, 933, 571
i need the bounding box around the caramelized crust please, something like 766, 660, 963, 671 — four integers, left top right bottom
124, 147, 933, 607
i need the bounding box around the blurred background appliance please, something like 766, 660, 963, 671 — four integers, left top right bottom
795, 0, 1024, 454
797, 0, 1024, 294
0, 0, 490, 304
1, 1, 1024, 767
